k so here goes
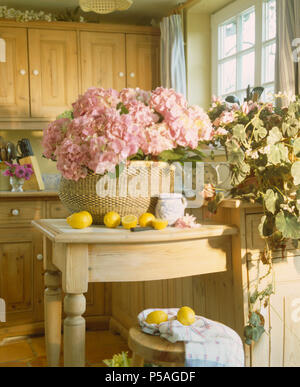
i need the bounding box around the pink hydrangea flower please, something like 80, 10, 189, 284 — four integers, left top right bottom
175, 214, 201, 229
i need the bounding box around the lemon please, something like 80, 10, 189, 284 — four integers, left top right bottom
146, 310, 168, 325
139, 213, 156, 227
122, 215, 138, 230
104, 211, 121, 228
177, 306, 196, 326
153, 218, 168, 230
67, 211, 93, 229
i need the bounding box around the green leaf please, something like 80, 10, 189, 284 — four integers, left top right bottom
158, 150, 185, 161
267, 127, 283, 145
268, 144, 289, 165
258, 215, 275, 237
264, 189, 278, 214
249, 312, 261, 326
57, 110, 73, 120
276, 211, 300, 239
291, 161, 300, 185
226, 141, 245, 164
252, 326, 265, 342
293, 138, 300, 157
233, 124, 247, 142
244, 325, 253, 340
250, 290, 259, 304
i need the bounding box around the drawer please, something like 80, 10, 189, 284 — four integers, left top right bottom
0, 201, 43, 224
47, 200, 71, 219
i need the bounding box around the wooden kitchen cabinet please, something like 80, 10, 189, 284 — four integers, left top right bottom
80, 31, 126, 91
28, 29, 79, 118
126, 34, 160, 90
0, 27, 30, 117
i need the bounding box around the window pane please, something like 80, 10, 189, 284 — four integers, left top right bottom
263, 43, 276, 83
220, 58, 236, 95
219, 20, 237, 58
241, 8, 255, 50
262, 84, 275, 102
240, 50, 255, 89
264, 0, 276, 41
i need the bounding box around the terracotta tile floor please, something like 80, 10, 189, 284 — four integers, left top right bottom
0, 330, 130, 367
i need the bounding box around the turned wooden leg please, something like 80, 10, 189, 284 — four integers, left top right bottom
64, 294, 86, 367
44, 271, 62, 367
132, 352, 144, 367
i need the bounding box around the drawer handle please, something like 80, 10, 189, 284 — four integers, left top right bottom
119, 72, 125, 77
37, 254, 43, 261
129, 72, 135, 78
33, 69, 39, 76
20, 69, 26, 75
11, 209, 20, 216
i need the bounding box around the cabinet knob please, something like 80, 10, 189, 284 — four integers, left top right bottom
33, 70, 39, 76
129, 72, 135, 78
37, 254, 43, 261
11, 209, 20, 216
119, 72, 125, 77
19, 69, 26, 76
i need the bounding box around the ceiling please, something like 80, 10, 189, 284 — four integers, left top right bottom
190, 0, 235, 14
0, 0, 186, 25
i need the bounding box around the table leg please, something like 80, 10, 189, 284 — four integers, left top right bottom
64, 293, 86, 367
44, 271, 62, 367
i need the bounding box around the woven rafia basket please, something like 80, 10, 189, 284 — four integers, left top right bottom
59, 161, 175, 225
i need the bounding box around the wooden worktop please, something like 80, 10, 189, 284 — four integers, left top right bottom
32, 218, 238, 244
0, 191, 59, 198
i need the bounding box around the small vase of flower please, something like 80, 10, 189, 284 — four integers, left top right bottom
2, 162, 34, 192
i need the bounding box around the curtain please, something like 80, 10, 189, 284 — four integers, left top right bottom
160, 14, 187, 97
275, 0, 300, 100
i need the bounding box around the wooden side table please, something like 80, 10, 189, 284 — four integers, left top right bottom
32, 219, 238, 367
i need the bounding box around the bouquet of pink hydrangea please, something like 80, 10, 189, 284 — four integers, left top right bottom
3, 162, 34, 180
42, 87, 213, 181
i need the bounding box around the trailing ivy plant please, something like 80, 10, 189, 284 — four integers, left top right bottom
207, 94, 300, 345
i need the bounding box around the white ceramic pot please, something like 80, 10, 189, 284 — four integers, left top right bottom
155, 193, 188, 226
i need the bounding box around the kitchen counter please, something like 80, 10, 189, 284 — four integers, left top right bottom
0, 190, 59, 198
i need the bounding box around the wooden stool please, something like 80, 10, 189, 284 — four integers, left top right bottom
128, 325, 185, 367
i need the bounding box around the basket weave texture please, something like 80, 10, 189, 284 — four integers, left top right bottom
79, 0, 132, 14
59, 161, 175, 225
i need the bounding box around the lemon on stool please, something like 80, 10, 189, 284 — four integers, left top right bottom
139, 213, 155, 227
122, 215, 138, 230
104, 211, 121, 228
67, 211, 93, 229
177, 306, 196, 326
146, 310, 168, 325
153, 218, 168, 230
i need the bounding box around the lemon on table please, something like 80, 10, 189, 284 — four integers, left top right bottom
67, 211, 93, 229
146, 310, 168, 325
104, 211, 121, 228
177, 306, 196, 326
152, 218, 168, 230
122, 215, 138, 230
139, 213, 156, 227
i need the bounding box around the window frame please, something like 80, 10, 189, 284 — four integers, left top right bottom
211, 0, 276, 100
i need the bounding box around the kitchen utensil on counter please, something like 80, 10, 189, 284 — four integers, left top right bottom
17, 138, 45, 191
0, 146, 7, 162
6, 142, 16, 162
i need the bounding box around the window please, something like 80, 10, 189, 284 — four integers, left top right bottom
212, 0, 276, 102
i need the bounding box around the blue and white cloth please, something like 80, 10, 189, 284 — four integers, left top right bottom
138, 308, 244, 367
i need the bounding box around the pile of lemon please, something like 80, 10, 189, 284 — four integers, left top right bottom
66, 210, 168, 231
104, 211, 168, 231
146, 306, 196, 326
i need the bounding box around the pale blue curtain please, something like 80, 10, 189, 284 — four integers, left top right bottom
275, 0, 300, 99
160, 14, 187, 97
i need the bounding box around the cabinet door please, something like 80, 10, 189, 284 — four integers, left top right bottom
0, 228, 43, 325
80, 32, 126, 91
0, 27, 29, 117
28, 29, 79, 118
126, 34, 160, 90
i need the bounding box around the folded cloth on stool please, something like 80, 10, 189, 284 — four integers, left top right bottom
138, 308, 244, 368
